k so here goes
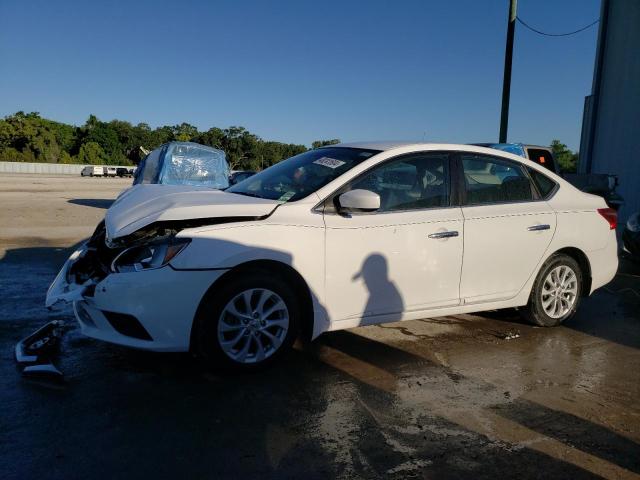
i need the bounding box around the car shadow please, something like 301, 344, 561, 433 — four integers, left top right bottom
68, 198, 115, 209
563, 256, 640, 350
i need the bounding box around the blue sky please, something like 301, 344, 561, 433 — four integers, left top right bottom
0, 0, 600, 149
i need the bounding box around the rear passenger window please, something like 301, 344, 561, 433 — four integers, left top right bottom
461, 154, 534, 205
528, 168, 557, 198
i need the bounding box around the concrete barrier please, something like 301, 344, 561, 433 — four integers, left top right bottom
0, 162, 132, 175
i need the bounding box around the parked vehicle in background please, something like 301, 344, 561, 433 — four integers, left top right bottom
47, 142, 618, 370
116, 167, 134, 178
623, 211, 640, 261
82, 166, 135, 178
229, 170, 256, 185
476, 143, 624, 211
134, 142, 229, 189
80, 166, 104, 177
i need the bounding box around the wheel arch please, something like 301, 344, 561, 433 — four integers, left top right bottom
550, 247, 593, 296
189, 259, 315, 352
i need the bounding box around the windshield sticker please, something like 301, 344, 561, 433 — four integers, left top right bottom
278, 191, 296, 202
313, 157, 346, 169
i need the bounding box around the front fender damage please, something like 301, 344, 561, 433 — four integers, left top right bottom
46, 213, 274, 309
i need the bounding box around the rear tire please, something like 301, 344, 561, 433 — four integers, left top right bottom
194, 270, 300, 371
522, 254, 583, 327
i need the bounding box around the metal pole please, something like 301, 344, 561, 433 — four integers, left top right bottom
499, 0, 517, 143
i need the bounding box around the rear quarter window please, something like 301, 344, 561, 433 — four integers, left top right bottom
528, 168, 557, 199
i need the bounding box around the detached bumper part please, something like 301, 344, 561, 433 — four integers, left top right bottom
15, 321, 65, 380
22, 363, 63, 379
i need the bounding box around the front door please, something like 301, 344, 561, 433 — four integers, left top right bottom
323, 152, 464, 325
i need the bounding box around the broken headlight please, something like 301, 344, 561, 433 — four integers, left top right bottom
110, 238, 190, 273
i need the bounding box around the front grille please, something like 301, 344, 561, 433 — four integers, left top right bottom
102, 310, 153, 341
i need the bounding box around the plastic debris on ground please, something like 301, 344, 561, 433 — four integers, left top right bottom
491, 329, 522, 340
15, 320, 66, 381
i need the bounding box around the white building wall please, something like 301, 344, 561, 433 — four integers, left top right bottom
0, 162, 132, 175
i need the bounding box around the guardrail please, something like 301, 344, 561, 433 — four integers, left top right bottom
0, 162, 133, 175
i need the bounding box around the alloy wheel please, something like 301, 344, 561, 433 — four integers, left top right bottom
541, 265, 578, 319
217, 288, 290, 364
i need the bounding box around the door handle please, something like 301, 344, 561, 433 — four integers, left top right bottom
527, 224, 550, 231
428, 230, 459, 239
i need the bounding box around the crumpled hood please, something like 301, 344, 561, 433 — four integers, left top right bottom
105, 184, 280, 241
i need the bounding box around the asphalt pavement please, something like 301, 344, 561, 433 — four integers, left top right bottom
1, 175, 639, 479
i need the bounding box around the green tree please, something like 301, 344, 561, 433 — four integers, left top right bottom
550, 139, 578, 173
0, 111, 310, 167
312, 139, 340, 149
0, 111, 76, 163
194, 127, 225, 149
79, 117, 124, 163
77, 141, 108, 165
172, 123, 198, 142
151, 126, 174, 146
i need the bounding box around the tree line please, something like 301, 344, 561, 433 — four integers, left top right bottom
0, 111, 578, 172
550, 139, 578, 173
0, 111, 341, 171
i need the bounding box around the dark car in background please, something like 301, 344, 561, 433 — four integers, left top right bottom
116, 167, 134, 178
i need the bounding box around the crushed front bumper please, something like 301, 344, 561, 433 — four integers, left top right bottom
46, 243, 226, 352
46, 244, 92, 308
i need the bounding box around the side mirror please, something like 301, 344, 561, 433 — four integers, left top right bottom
338, 189, 380, 212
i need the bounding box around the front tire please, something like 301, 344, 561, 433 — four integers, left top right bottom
195, 270, 300, 370
522, 254, 583, 327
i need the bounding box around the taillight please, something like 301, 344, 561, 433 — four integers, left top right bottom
597, 208, 617, 230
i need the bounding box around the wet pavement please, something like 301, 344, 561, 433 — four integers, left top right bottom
1, 175, 639, 479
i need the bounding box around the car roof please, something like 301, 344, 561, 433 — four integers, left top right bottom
328, 141, 563, 177
330, 141, 523, 155
333, 141, 554, 153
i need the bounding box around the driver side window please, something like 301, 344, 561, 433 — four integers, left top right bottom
349, 153, 450, 212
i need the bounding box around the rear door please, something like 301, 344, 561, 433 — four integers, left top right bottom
458, 152, 556, 304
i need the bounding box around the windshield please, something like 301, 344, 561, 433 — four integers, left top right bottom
227, 147, 381, 202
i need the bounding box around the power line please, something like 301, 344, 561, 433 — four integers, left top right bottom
516, 16, 599, 37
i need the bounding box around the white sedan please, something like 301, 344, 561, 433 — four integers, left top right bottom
47, 142, 618, 369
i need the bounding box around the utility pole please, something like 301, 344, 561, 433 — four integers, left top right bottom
499, 0, 517, 143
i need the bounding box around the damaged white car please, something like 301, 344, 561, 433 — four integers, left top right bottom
47, 143, 618, 369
